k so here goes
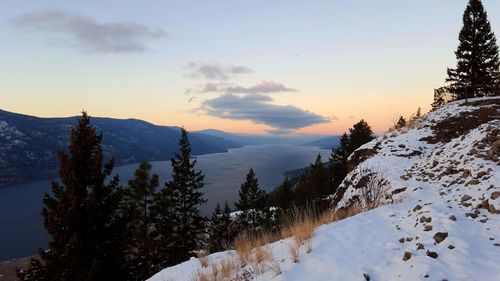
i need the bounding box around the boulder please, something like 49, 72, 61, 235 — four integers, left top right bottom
433, 232, 448, 244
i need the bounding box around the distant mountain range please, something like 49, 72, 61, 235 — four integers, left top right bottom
301, 136, 341, 149
0, 109, 241, 186
194, 129, 330, 146
0, 109, 339, 187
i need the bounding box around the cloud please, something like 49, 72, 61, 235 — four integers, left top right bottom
225, 81, 296, 94
200, 94, 329, 132
196, 81, 295, 95
186, 62, 253, 80
11, 10, 166, 53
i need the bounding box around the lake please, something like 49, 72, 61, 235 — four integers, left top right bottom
0, 144, 330, 261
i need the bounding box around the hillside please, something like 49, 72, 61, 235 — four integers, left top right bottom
148, 97, 499, 281
0, 109, 241, 186
301, 135, 341, 149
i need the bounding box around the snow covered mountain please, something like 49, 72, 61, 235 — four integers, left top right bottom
148, 97, 499, 281
0, 109, 241, 186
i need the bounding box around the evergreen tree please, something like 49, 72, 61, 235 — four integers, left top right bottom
329, 133, 350, 190
151, 184, 175, 268
123, 161, 160, 280
163, 128, 206, 264
274, 177, 294, 210
207, 202, 233, 252
295, 155, 329, 208
235, 169, 267, 231
446, 0, 500, 98
328, 120, 375, 198
348, 119, 375, 152
17, 112, 128, 281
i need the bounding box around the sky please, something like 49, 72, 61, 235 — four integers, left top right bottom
1, 0, 499, 135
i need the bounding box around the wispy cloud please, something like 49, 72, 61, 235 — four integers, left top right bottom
200, 94, 329, 133
11, 10, 166, 54
186, 62, 253, 80
194, 81, 295, 95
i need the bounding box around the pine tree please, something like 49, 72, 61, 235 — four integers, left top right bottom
123, 161, 160, 280
151, 184, 176, 268
275, 177, 294, 210
163, 128, 206, 264
207, 202, 233, 252
235, 169, 267, 232
328, 120, 375, 198
295, 154, 329, 208
348, 119, 375, 152
446, 0, 500, 98
329, 133, 350, 190
17, 112, 128, 281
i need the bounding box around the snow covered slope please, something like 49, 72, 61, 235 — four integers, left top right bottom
148, 97, 499, 281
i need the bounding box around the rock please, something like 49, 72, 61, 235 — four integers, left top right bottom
460, 202, 472, 207
424, 225, 433, 231
433, 232, 448, 244
448, 245, 455, 249
416, 243, 425, 250
413, 205, 422, 212
466, 212, 478, 219
449, 215, 457, 221
491, 192, 500, 200
426, 250, 438, 259
468, 148, 477, 155
465, 179, 480, 186
403, 251, 412, 261
400, 175, 410, 181
420, 216, 432, 223
461, 195, 472, 202
399, 238, 405, 243
406, 237, 414, 242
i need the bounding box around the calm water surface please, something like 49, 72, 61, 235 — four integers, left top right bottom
0, 145, 329, 260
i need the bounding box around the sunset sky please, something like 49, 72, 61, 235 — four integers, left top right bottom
1, 0, 499, 135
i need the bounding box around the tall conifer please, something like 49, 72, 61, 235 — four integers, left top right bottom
124, 161, 160, 280
446, 0, 500, 98
164, 128, 206, 264
18, 112, 128, 281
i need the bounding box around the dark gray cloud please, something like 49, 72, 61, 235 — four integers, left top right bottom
201, 94, 329, 132
196, 81, 295, 95
11, 10, 166, 53
186, 62, 253, 80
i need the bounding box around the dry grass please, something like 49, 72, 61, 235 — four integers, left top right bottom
194, 270, 209, 281
197, 251, 210, 268
219, 258, 234, 280
234, 234, 254, 266
209, 263, 219, 281
287, 240, 300, 263
267, 260, 282, 276
281, 205, 318, 243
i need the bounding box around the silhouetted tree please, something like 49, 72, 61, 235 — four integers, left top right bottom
348, 119, 375, 152
207, 202, 234, 252
274, 177, 294, 210
163, 128, 206, 264
329, 133, 350, 190
328, 120, 375, 201
446, 0, 500, 98
235, 169, 268, 231
123, 161, 160, 280
17, 112, 128, 281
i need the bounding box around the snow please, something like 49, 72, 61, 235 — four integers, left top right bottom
148, 98, 500, 281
